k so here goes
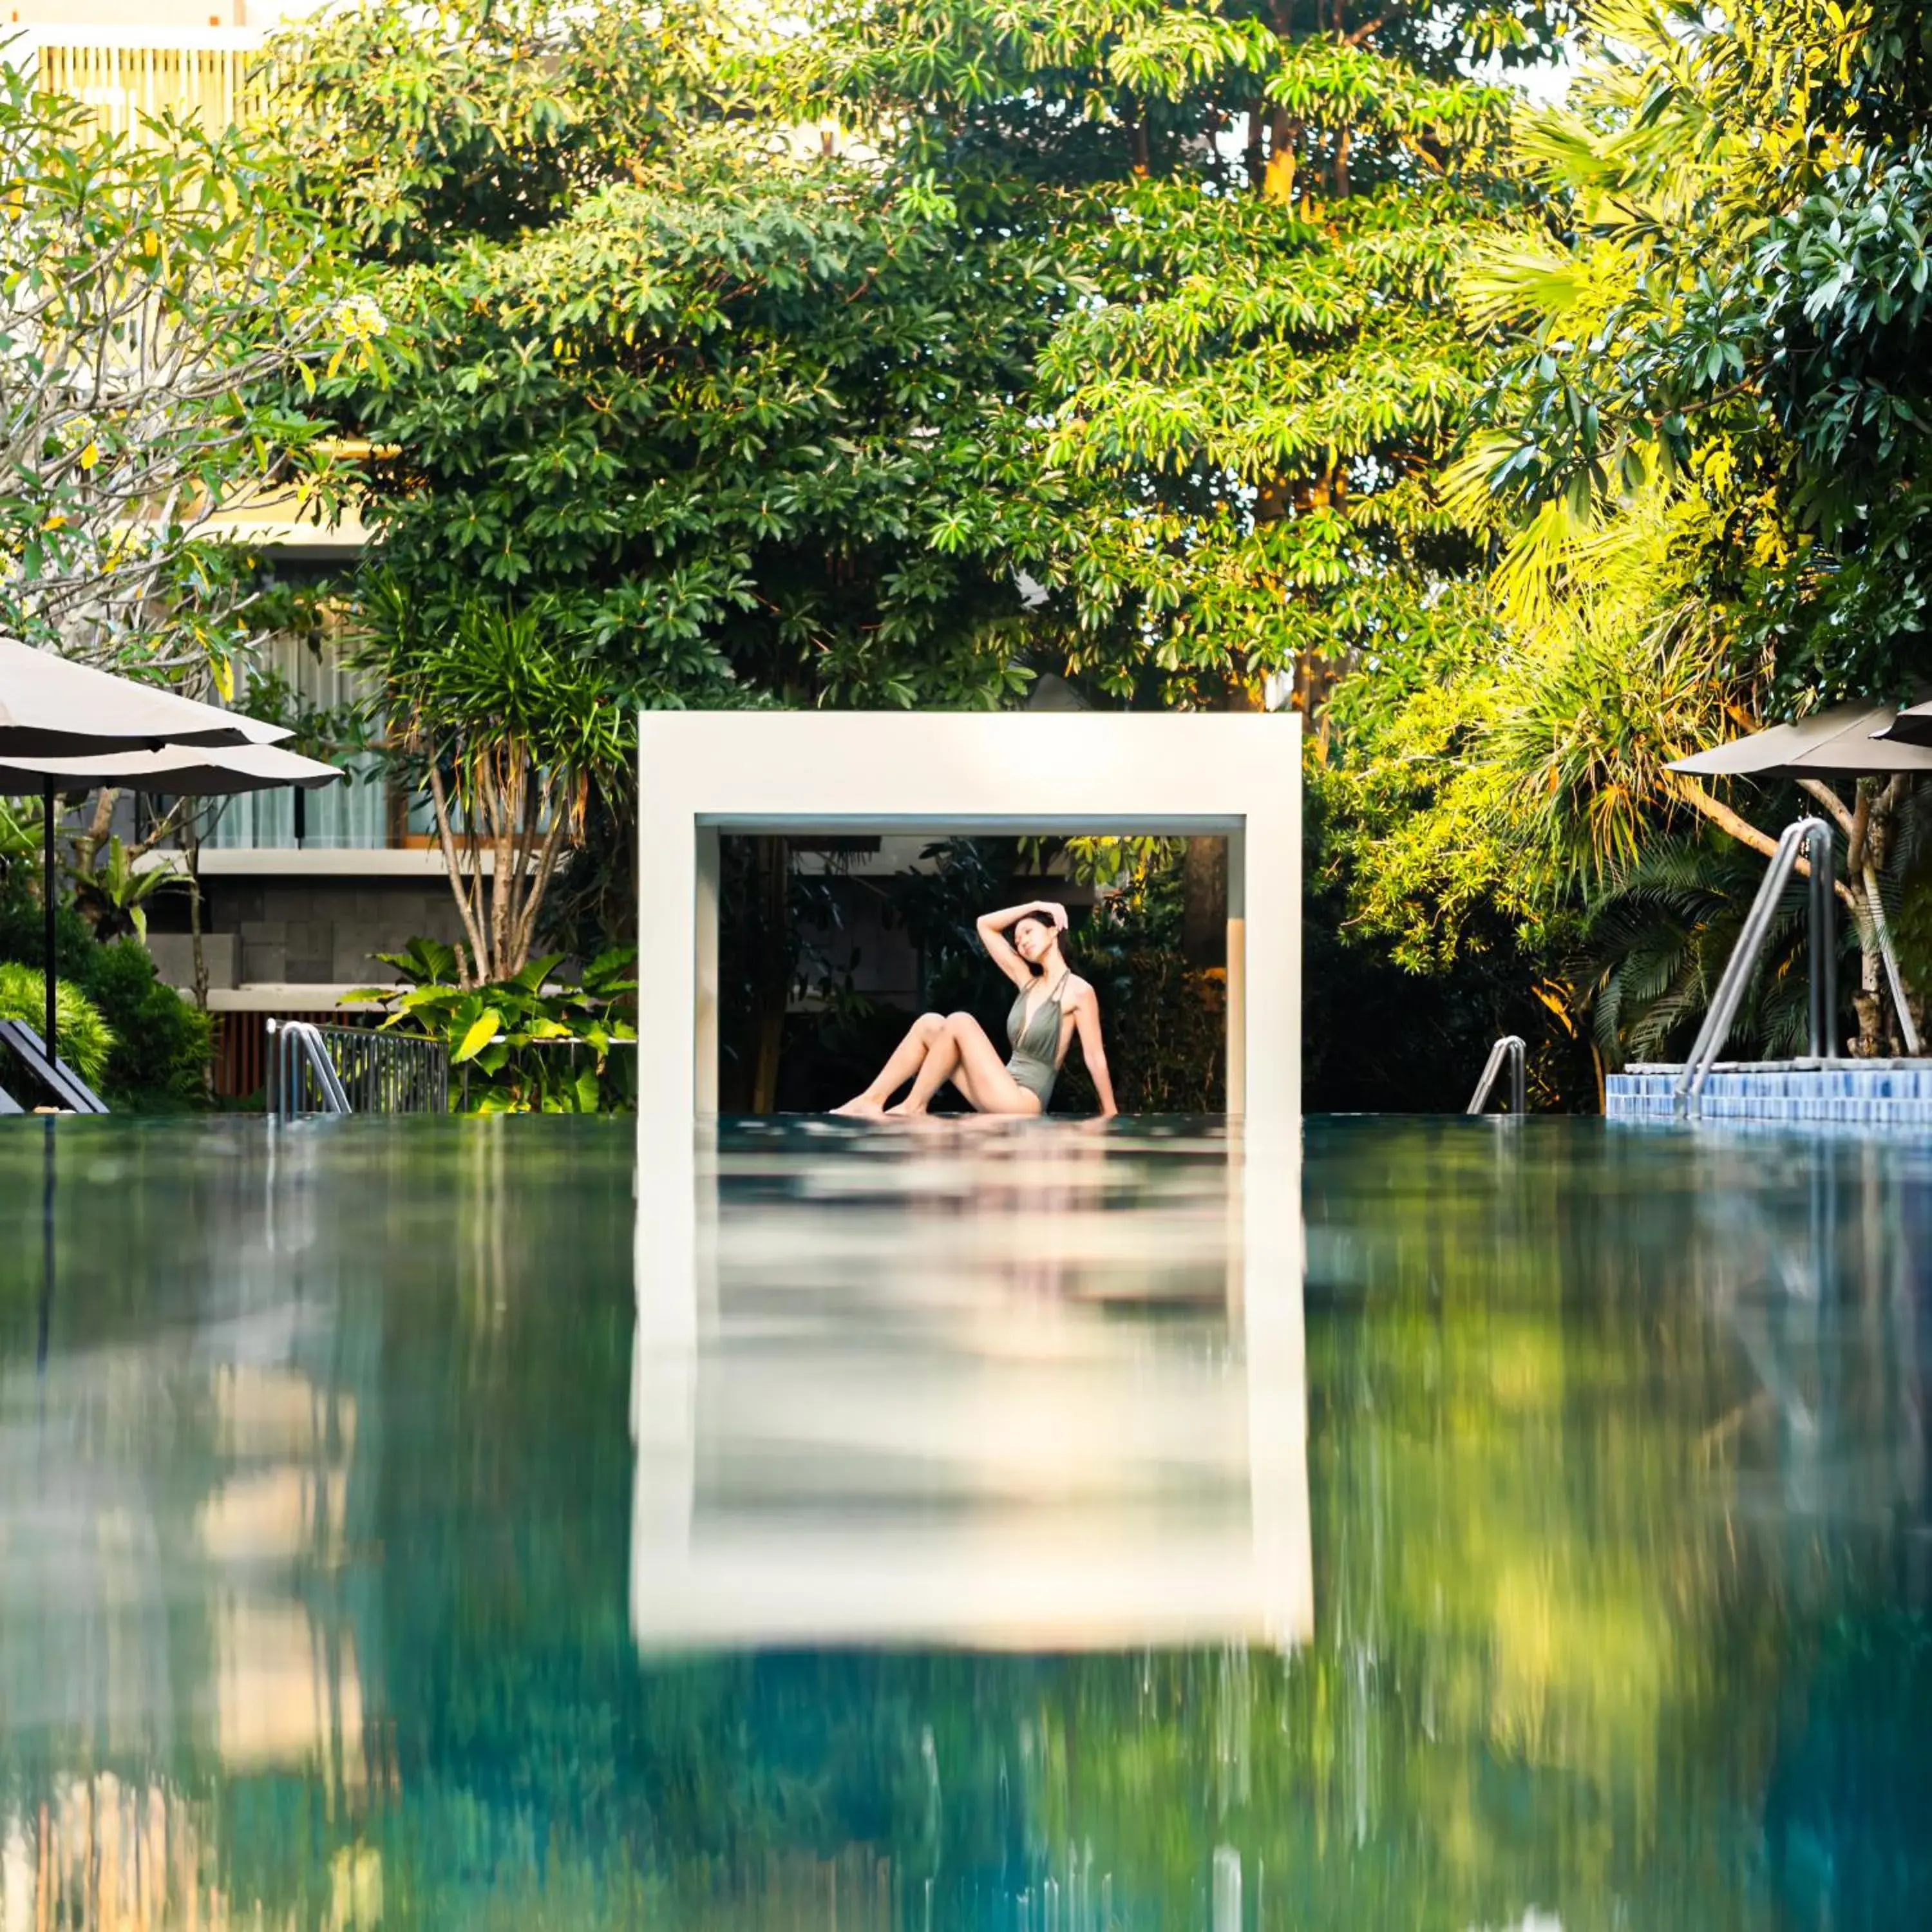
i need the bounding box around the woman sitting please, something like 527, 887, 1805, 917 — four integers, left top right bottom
834, 899, 1117, 1117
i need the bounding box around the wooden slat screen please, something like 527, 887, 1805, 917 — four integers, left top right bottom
34, 42, 269, 142
213, 1009, 343, 1101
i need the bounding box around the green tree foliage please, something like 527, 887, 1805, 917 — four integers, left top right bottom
1461, 0, 1932, 703
781, 0, 1559, 706
273, 0, 1573, 716
0, 56, 370, 684
265, 0, 739, 263
357, 147, 1059, 708
1331, 0, 1932, 1068
268, 3, 1063, 713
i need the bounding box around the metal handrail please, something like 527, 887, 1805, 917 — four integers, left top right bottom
314, 1024, 448, 1115
266, 1019, 449, 1117
266, 1019, 351, 1117
1675, 816, 1836, 1117
1467, 1034, 1526, 1115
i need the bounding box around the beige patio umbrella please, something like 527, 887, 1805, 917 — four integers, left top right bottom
1669, 703, 1932, 778
1874, 699, 1932, 749
0, 741, 340, 1083
0, 639, 294, 757
1669, 705, 1932, 1052
0, 741, 343, 797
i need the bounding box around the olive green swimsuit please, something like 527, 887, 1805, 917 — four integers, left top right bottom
1005, 974, 1068, 1108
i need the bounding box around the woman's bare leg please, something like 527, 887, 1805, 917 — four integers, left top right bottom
833, 1012, 945, 1115
890, 1012, 1042, 1117
889, 1025, 960, 1114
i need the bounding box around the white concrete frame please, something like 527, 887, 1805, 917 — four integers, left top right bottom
630, 713, 1307, 1651
636, 710, 1302, 1127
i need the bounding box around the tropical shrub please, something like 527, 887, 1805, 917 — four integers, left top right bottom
1063, 951, 1226, 1115
350, 937, 638, 1114
0, 890, 213, 1105
353, 586, 634, 985
1051, 840, 1226, 1113
80, 941, 216, 1110
0, 893, 92, 985
68, 837, 187, 945
0, 960, 113, 1089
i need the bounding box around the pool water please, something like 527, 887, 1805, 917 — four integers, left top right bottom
1, 1116, 1929, 1929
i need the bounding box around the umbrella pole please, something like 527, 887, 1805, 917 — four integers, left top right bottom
42, 778, 55, 1067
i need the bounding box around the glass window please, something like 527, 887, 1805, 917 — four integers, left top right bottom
208, 618, 390, 850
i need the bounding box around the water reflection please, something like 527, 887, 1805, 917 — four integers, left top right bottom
1, 1309, 361, 1781
630, 1119, 1311, 1650
0, 1122, 627, 1931
0, 1117, 1926, 1929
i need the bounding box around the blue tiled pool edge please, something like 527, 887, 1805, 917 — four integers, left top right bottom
1607, 1058, 1932, 1124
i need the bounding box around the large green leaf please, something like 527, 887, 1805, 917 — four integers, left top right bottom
509, 953, 567, 997
450, 1010, 503, 1063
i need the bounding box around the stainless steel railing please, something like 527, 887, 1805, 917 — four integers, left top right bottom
266, 1020, 448, 1117
1466, 1034, 1526, 1115
316, 1024, 449, 1115
1675, 816, 1836, 1117
266, 1019, 350, 1117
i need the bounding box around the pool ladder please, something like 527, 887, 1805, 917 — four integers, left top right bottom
267, 1019, 451, 1117
1467, 1035, 1526, 1115
267, 1019, 352, 1115
1674, 816, 1843, 1117
1670, 812, 1924, 1115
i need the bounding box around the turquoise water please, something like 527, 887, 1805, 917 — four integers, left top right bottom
1, 1116, 1929, 1929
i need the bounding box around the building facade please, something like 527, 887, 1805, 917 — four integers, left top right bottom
9, 2, 482, 1089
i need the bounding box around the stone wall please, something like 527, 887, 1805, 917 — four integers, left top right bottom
146, 878, 470, 989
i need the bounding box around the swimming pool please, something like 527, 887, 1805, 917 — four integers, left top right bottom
1, 1115, 1928, 1928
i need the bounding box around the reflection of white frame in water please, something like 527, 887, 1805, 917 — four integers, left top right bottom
634, 710, 1302, 1131
630, 1128, 1309, 1651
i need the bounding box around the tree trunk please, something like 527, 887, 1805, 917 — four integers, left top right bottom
1124, 96, 1151, 177
1853, 981, 1884, 1057
749, 835, 791, 1113
1180, 838, 1227, 969
73, 788, 116, 880
1851, 778, 1917, 1051
185, 814, 213, 1102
